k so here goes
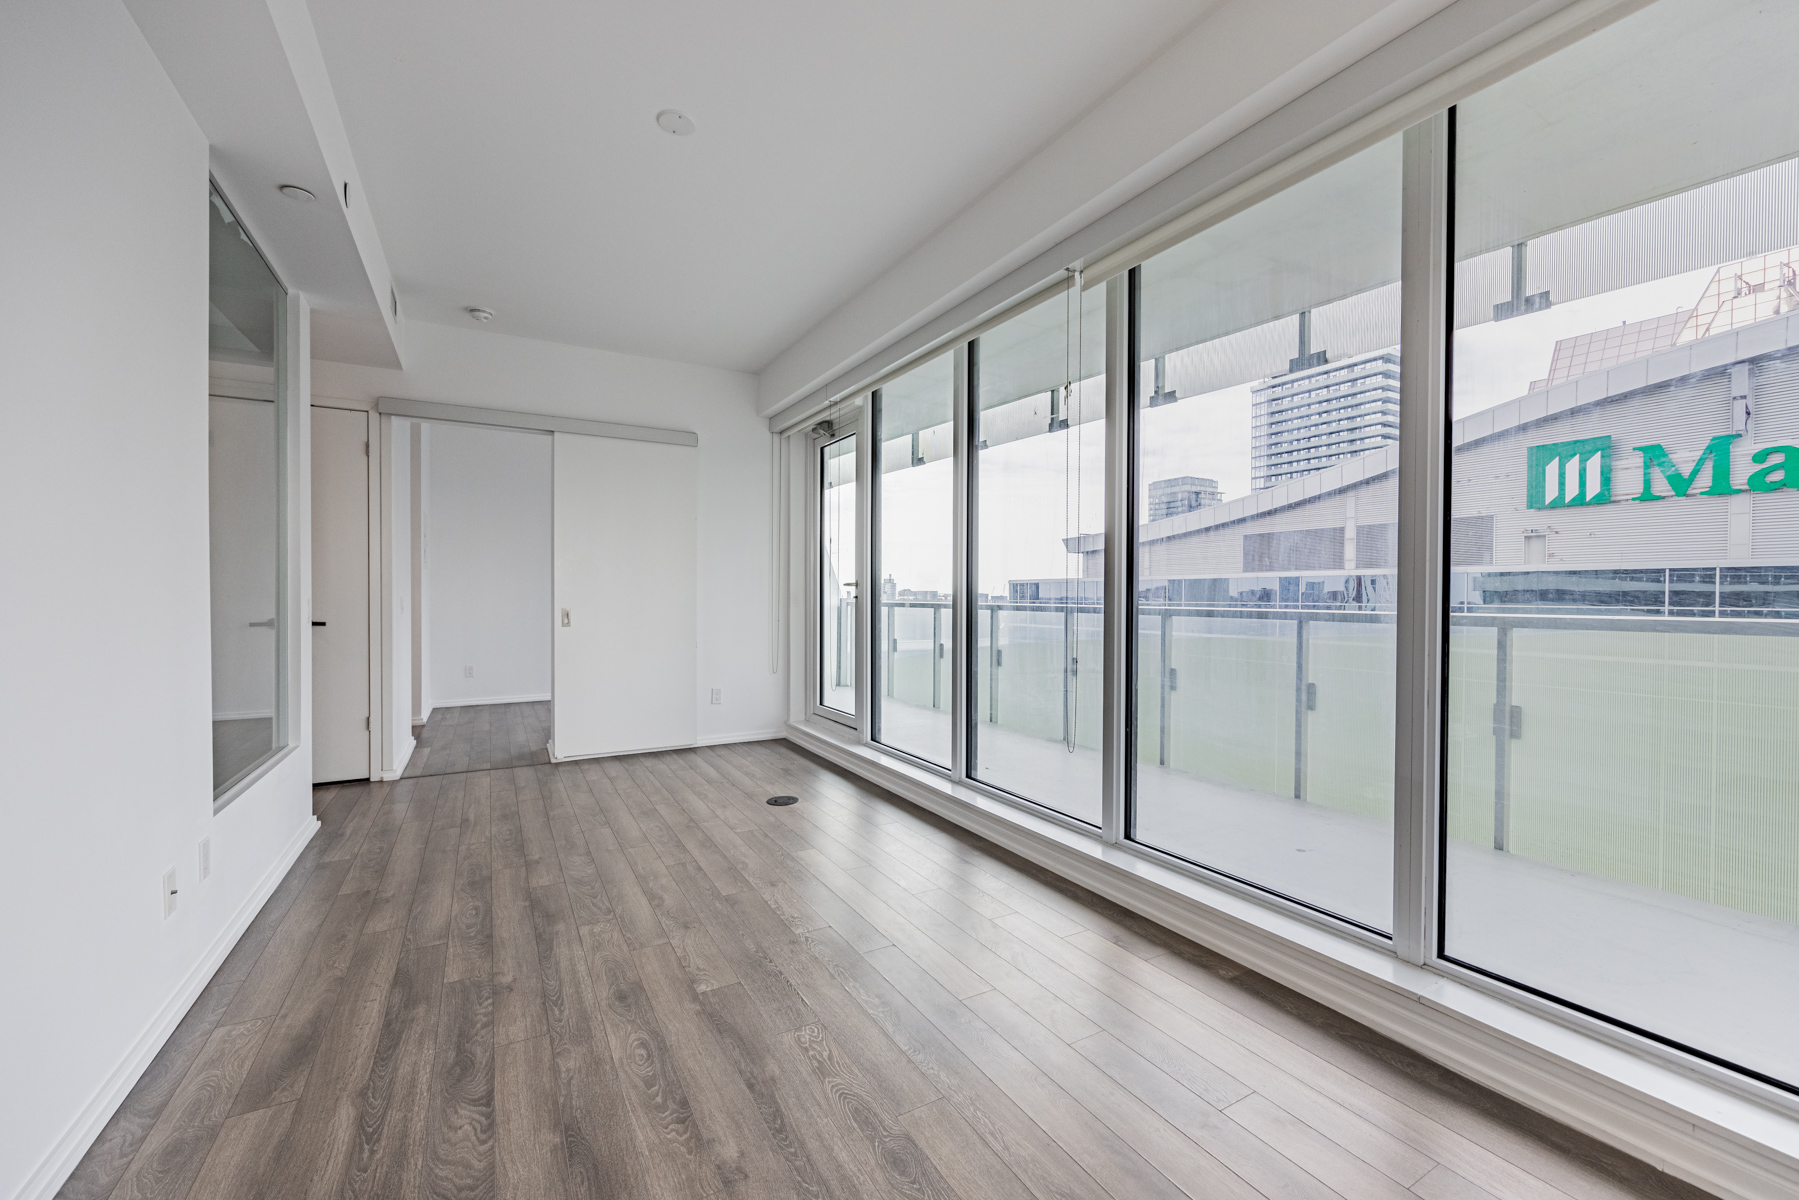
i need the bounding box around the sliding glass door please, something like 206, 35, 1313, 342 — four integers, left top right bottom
969, 282, 1107, 823
872, 355, 957, 767
819, 432, 858, 718
1128, 136, 1404, 931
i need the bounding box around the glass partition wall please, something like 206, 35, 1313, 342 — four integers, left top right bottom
820, 0, 1798, 1099
209, 184, 291, 797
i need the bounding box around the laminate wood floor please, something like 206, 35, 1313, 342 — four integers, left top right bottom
404, 701, 551, 777
61, 740, 1715, 1200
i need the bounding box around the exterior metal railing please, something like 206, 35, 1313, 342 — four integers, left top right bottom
1448, 610, 1799, 853
866, 597, 1799, 904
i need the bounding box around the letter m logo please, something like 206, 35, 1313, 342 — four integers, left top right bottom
1527, 436, 1612, 509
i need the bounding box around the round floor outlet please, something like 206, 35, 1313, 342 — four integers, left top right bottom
766, 794, 799, 807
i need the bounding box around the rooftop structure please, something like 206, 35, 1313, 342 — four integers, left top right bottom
1529, 310, 1690, 391
1679, 244, 1799, 341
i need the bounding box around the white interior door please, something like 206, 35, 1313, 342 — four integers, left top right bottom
312, 406, 372, 781
552, 431, 697, 758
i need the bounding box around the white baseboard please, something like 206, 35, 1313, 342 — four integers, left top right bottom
16, 814, 320, 1200
785, 720, 1799, 1200
427, 693, 550, 709
696, 729, 785, 747
548, 728, 785, 763
378, 733, 417, 781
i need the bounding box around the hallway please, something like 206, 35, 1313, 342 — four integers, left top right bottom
56, 738, 1702, 1200
404, 701, 552, 778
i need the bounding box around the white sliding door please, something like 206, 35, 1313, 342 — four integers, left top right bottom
552, 431, 697, 758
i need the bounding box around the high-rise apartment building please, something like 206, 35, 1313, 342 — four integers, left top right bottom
1147, 475, 1221, 520
1250, 347, 1401, 489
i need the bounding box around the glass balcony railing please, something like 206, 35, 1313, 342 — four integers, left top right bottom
869, 570, 1799, 936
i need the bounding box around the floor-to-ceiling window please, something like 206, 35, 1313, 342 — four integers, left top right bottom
969, 281, 1107, 823
1443, 0, 1799, 1088
1127, 136, 1404, 931
809, 0, 1799, 1101
209, 183, 290, 796
873, 354, 957, 766
819, 431, 858, 718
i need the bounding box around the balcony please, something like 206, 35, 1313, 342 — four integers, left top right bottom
858, 580, 1799, 1087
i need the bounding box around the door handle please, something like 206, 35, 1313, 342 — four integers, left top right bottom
248, 618, 275, 629
312, 621, 327, 627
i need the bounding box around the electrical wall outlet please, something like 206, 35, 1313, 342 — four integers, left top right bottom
464, 665, 473, 678
162, 868, 179, 919
710, 688, 722, 705
198, 837, 212, 881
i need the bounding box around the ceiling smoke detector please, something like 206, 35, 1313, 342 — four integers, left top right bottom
656, 109, 696, 136
278, 184, 315, 202
466, 307, 495, 322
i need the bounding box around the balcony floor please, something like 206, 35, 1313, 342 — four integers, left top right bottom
60, 716, 1710, 1200
899, 700, 1799, 1084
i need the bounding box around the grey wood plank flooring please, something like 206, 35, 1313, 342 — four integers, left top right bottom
61, 742, 1717, 1200
405, 702, 551, 777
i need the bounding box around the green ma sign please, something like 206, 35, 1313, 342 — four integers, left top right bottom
1526, 434, 1799, 509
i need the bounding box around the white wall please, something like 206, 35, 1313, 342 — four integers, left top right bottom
0, 5, 317, 1200
315, 321, 785, 743
425, 421, 553, 707
410, 421, 429, 722
380, 416, 415, 770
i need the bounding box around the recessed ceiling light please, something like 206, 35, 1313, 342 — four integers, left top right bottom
278, 184, 315, 202
656, 109, 695, 136
466, 307, 495, 322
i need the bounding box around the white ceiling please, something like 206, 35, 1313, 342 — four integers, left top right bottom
305, 0, 1221, 372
